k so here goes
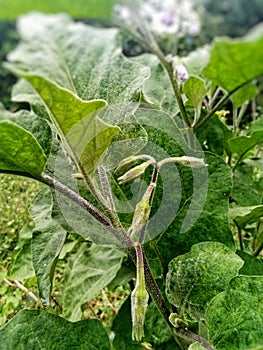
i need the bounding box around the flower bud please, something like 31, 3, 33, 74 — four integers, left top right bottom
115, 155, 142, 174
175, 156, 207, 168
128, 183, 155, 241
117, 160, 151, 185
131, 274, 149, 341
175, 63, 189, 82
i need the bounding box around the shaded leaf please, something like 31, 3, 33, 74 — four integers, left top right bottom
7, 224, 35, 280
230, 205, 263, 228
30, 188, 67, 305
0, 120, 46, 178
196, 114, 233, 156
228, 131, 263, 162
0, 310, 110, 350
203, 33, 263, 106
62, 243, 126, 321
236, 250, 263, 276
231, 164, 263, 206
166, 242, 243, 322
206, 275, 263, 350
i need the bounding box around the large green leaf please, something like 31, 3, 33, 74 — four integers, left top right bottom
203, 31, 263, 106
6, 12, 151, 174
152, 152, 234, 266
62, 243, 126, 321
0, 120, 46, 178
166, 242, 243, 322
8, 74, 119, 175
206, 275, 263, 350
30, 188, 67, 305
0, 310, 110, 350
7, 12, 150, 104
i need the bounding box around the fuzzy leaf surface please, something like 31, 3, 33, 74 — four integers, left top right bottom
206, 275, 263, 350
166, 242, 243, 321
183, 76, 207, 112
0, 310, 110, 350
30, 188, 67, 305
7, 12, 150, 103
62, 243, 126, 321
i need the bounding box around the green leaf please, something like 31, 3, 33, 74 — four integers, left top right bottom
166, 242, 243, 322
62, 243, 126, 321
0, 310, 110, 350
30, 188, 67, 305
145, 302, 173, 346
231, 164, 263, 206
230, 205, 263, 228
206, 275, 263, 350
9, 74, 119, 175
153, 152, 234, 266
183, 76, 207, 121
0, 103, 52, 157
196, 115, 233, 156
203, 34, 263, 106
228, 131, 263, 162
7, 12, 149, 104
132, 54, 179, 115
0, 120, 46, 178
236, 250, 263, 276
7, 224, 35, 281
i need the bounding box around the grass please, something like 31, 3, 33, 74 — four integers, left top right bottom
0, 174, 41, 267
0, 0, 114, 20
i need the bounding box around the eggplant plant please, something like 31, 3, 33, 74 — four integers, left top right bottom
0, 7, 263, 350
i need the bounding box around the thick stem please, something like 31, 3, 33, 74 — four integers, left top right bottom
40, 174, 112, 226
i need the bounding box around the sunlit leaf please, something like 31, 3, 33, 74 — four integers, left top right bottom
206, 275, 263, 350
0, 120, 46, 178
203, 32, 263, 106
166, 242, 243, 322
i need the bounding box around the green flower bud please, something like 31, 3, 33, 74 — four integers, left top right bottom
117, 160, 152, 185
128, 183, 155, 241
131, 274, 149, 341
115, 155, 142, 173
176, 156, 207, 168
